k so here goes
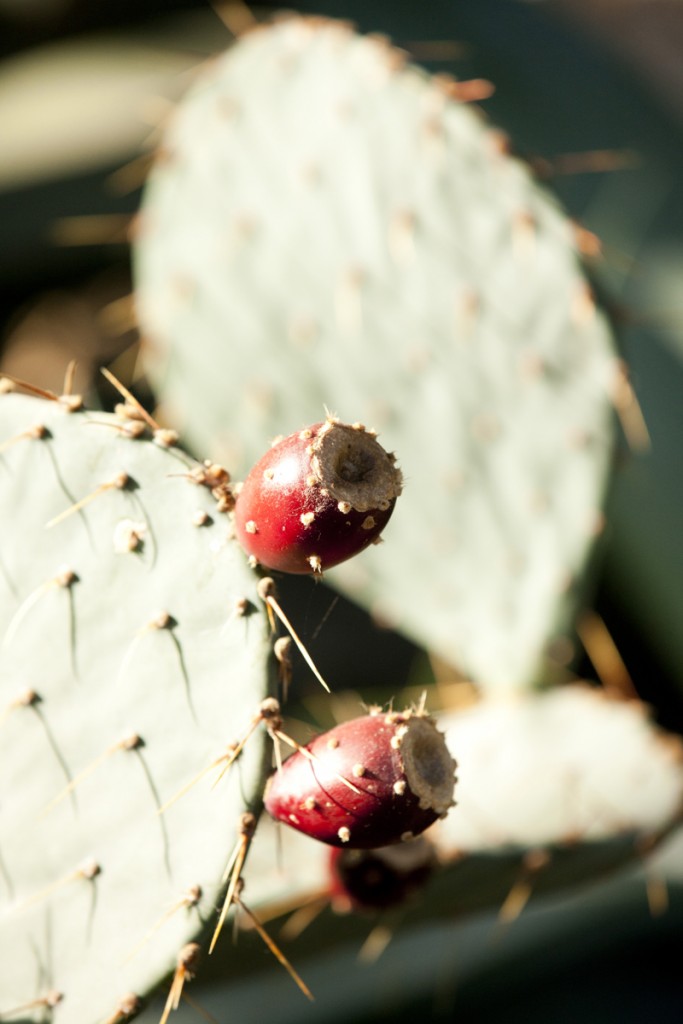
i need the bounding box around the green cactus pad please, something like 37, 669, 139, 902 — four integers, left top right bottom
0, 391, 273, 1022
135, 15, 618, 692
435, 685, 683, 852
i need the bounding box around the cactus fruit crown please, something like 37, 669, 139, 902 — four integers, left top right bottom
307, 417, 403, 513
389, 709, 455, 817
234, 416, 403, 575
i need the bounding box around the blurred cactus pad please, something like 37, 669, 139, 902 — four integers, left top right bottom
135, 15, 619, 692
0, 389, 273, 1022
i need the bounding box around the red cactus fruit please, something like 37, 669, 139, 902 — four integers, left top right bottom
328, 836, 436, 914
263, 708, 456, 849
233, 417, 403, 574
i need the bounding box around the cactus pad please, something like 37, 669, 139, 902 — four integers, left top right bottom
0, 391, 273, 1022
135, 15, 618, 691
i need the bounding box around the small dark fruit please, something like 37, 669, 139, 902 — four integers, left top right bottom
233, 417, 403, 574
328, 836, 436, 914
263, 708, 456, 849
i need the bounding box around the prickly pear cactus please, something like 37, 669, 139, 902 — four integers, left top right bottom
0, 389, 273, 1022
135, 15, 619, 692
